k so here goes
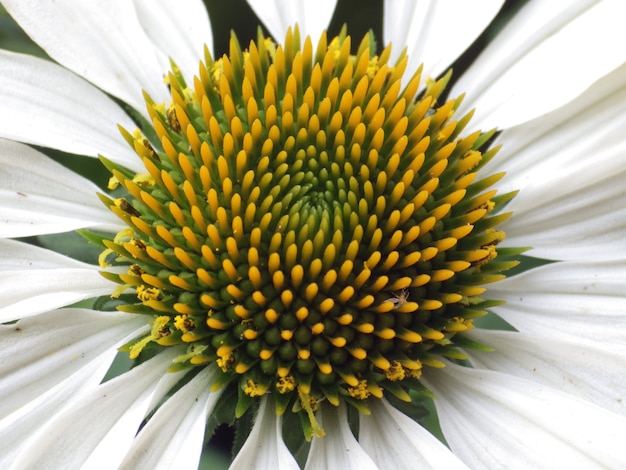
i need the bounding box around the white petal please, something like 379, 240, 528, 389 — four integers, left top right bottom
487, 62, 626, 183
0, 239, 113, 322
10, 348, 182, 469
484, 63, 626, 260
383, 0, 504, 81
246, 0, 338, 42
0, 139, 123, 237
133, 0, 213, 81
487, 259, 626, 355
305, 402, 378, 470
120, 366, 222, 470
502, 164, 626, 261
359, 398, 469, 470
454, 0, 626, 129
465, 329, 626, 416
425, 362, 626, 469
0, 50, 142, 171
0, 309, 146, 467
3, 0, 168, 110
0, 361, 114, 468
0, 308, 146, 420
230, 396, 299, 470
85, 367, 187, 470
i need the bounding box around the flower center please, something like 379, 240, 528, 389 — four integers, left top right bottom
97, 27, 518, 437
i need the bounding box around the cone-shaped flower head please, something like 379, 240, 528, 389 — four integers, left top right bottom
97, 26, 518, 438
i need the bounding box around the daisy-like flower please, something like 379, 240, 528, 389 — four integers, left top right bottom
1, 0, 626, 468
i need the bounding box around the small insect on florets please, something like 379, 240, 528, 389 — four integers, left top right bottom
387, 288, 410, 309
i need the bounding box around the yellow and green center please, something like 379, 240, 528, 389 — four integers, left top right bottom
95, 27, 518, 437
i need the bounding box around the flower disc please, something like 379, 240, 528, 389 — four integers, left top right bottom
98, 27, 518, 436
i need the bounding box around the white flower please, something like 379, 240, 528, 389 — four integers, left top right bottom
1, 0, 626, 468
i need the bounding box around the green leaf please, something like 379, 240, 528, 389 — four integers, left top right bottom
453, 334, 495, 351
37, 231, 101, 264
472, 311, 517, 331
231, 407, 254, 458
198, 443, 230, 470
